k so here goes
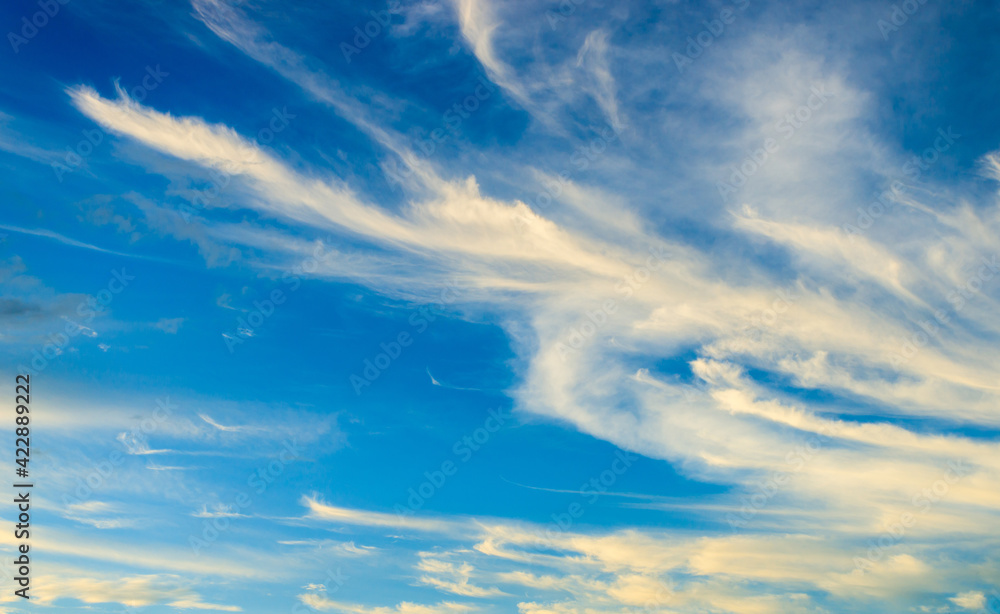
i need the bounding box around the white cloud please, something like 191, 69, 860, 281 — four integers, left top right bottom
299, 594, 476, 614
950, 591, 987, 610
417, 555, 508, 597
8, 572, 241, 611
56, 3, 1000, 611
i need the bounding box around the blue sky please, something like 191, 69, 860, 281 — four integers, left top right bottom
2, 0, 1000, 612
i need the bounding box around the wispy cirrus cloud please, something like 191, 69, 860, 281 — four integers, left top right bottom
17, 0, 998, 612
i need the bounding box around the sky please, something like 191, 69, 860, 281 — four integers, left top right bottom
1, 0, 1000, 612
